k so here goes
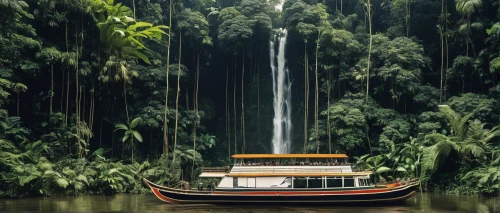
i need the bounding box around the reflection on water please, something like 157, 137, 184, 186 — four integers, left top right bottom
0, 193, 499, 213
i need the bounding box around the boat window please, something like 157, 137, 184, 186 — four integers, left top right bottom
293, 177, 307, 188
308, 177, 323, 188
358, 178, 372, 186
344, 176, 355, 187
358, 178, 366, 186
326, 177, 342, 188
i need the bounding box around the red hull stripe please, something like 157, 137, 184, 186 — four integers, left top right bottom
211, 188, 389, 195
152, 187, 178, 203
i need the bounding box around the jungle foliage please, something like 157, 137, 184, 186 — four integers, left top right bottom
1, 0, 500, 197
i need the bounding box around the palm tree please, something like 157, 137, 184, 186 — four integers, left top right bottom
455, 0, 482, 56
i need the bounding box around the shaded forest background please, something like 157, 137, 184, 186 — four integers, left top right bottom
1, 0, 500, 197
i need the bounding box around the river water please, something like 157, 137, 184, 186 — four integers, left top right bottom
1, 193, 499, 212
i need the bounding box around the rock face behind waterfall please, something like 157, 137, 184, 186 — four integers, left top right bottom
270, 29, 292, 154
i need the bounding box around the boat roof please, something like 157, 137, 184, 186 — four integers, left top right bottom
199, 172, 227, 178
227, 172, 372, 177
231, 154, 349, 159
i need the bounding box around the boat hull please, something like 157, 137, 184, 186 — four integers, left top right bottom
143, 178, 418, 204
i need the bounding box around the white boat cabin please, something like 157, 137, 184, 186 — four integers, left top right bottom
200, 154, 373, 190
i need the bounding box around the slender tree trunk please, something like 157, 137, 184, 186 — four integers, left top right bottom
366, 128, 373, 155
132, 0, 136, 19
163, 0, 172, 156
17, 91, 20, 116
99, 116, 103, 148
61, 68, 65, 112
123, 82, 130, 125
327, 75, 331, 154
173, 31, 182, 164
226, 54, 230, 160
82, 87, 85, 124
65, 24, 69, 127
131, 137, 134, 162
315, 35, 319, 154
445, 37, 449, 99
366, 0, 372, 104
440, 0, 444, 104
50, 64, 54, 115
192, 50, 200, 173
257, 48, 261, 148
304, 43, 308, 154
241, 50, 245, 154
75, 28, 80, 157
233, 59, 237, 154
90, 87, 95, 133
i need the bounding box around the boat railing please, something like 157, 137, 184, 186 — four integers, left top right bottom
229, 166, 356, 174
202, 167, 229, 173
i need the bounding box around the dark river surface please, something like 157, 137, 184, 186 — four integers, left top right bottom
1, 192, 499, 213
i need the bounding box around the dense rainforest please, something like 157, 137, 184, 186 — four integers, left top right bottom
1, 0, 500, 198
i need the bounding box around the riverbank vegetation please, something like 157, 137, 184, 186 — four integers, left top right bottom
1, 0, 500, 197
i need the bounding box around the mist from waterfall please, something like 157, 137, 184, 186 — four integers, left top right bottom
270, 29, 292, 154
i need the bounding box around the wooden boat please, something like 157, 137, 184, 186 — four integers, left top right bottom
143, 154, 419, 204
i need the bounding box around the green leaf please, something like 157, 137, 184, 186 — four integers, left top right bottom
127, 22, 153, 31
56, 178, 69, 188
122, 133, 130, 142
114, 123, 129, 131
396, 166, 407, 172
123, 47, 150, 64
130, 117, 142, 129
376, 166, 391, 173
92, 148, 105, 156
76, 174, 89, 185
132, 130, 143, 142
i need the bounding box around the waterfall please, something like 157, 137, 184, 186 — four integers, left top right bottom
270, 29, 292, 154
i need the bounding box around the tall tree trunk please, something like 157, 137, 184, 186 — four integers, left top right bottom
445, 35, 449, 99
257, 48, 261, 148
233, 59, 237, 154
65, 23, 69, 127
192, 50, 200, 174
132, 0, 136, 19
17, 91, 20, 116
50, 64, 54, 115
315, 35, 319, 154
99, 116, 103, 148
366, 0, 372, 104
440, 0, 444, 104
123, 83, 130, 125
131, 137, 134, 162
75, 27, 80, 156
173, 31, 182, 164
82, 87, 85, 124
366, 128, 373, 156
61, 68, 65, 112
304, 43, 308, 154
163, 0, 172, 156
327, 75, 331, 154
406, 0, 411, 37
241, 50, 245, 154
226, 54, 230, 160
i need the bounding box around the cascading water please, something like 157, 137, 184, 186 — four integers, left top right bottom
270, 29, 292, 154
